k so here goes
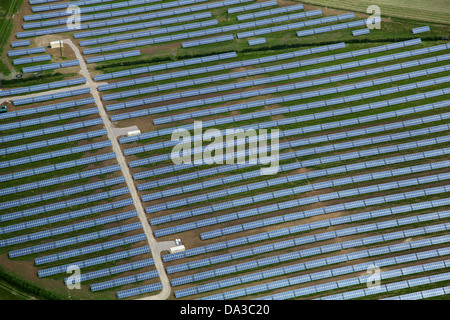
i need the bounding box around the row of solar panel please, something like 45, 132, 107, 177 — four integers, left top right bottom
24, 0, 251, 22
27, 0, 191, 18
248, 38, 266, 46
141, 136, 449, 204
1, 107, 98, 131
153, 171, 450, 237
0, 150, 114, 183
13, 54, 51, 65
0, 175, 124, 210
163, 196, 450, 262
94, 51, 237, 81
106, 38, 422, 108
210, 258, 450, 300
0, 128, 106, 156
24, 0, 221, 29
102, 42, 343, 93
131, 90, 448, 182
115, 38, 420, 141
8, 46, 45, 56
31, 0, 152, 12
147, 157, 450, 216
74, 12, 211, 38
17, 26, 88, 38
237, 4, 304, 21
382, 286, 450, 300
167, 221, 450, 275
3, 208, 133, 246
0, 139, 112, 169
228, 0, 277, 14
32, 233, 146, 264
0, 117, 102, 145
297, 19, 369, 37
265, 263, 450, 301
9, 222, 142, 258
412, 26, 430, 34
182, 34, 233, 48
79, 19, 218, 46
113, 63, 448, 127
38, 245, 150, 278
82, 9, 322, 54
3, 199, 134, 250
144, 103, 448, 176
11, 39, 30, 47
91, 270, 158, 291
2, 78, 84, 98
0, 164, 120, 197
236, 12, 353, 38
111, 43, 385, 108
86, 50, 141, 64
117, 282, 162, 299
149, 48, 447, 124
14, 87, 90, 106
0, 97, 94, 120
201, 187, 450, 240
66, 257, 154, 284
174, 240, 450, 297
22, 59, 80, 73
352, 28, 370, 36
66, 257, 155, 285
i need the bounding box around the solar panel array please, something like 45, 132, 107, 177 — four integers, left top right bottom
228, 0, 277, 14
95, 51, 237, 82
86, 50, 141, 64
182, 34, 234, 48
82, 9, 323, 54
381, 286, 450, 300
5, 0, 450, 301
262, 264, 450, 301
352, 28, 370, 36
8, 46, 45, 57
11, 39, 30, 47
13, 54, 51, 65
297, 18, 368, 37
237, 4, 304, 21
74, 12, 212, 39
267, 262, 450, 300
14, 87, 90, 105
22, 60, 80, 74
176, 240, 450, 297
237, 12, 350, 38
79, 19, 218, 47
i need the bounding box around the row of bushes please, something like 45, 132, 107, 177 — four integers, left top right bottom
0, 72, 66, 88
0, 265, 64, 300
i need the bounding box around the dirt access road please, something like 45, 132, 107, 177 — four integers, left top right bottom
63, 39, 173, 300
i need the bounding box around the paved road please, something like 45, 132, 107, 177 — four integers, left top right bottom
63, 39, 172, 300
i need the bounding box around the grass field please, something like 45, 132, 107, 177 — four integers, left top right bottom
300, 0, 450, 25
0, 0, 24, 77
